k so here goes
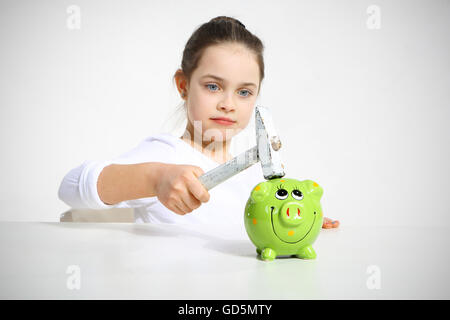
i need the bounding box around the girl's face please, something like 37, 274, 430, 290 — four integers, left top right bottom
182, 42, 260, 143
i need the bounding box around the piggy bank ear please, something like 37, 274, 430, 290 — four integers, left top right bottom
302, 180, 323, 200
250, 181, 271, 202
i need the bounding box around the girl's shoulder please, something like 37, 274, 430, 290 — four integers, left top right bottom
140, 132, 201, 158
111, 132, 186, 164
139, 132, 182, 151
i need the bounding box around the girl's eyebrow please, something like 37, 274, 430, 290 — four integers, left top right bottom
200, 74, 257, 88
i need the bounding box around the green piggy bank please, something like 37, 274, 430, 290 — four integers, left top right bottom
244, 178, 324, 261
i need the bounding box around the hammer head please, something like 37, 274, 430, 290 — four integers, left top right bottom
255, 106, 285, 180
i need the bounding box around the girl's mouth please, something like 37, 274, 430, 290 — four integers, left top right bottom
210, 117, 236, 126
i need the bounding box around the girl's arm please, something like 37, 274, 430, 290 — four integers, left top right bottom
97, 162, 210, 215
58, 160, 120, 210
59, 160, 210, 215
97, 162, 162, 205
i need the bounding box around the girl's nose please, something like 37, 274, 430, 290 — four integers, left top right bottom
218, 104, 234, 112
218, 93, 235, 112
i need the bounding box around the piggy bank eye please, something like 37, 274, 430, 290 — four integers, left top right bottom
275, 189, 288, 200
292, 189, 303, 200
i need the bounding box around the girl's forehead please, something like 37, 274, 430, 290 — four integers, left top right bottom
200, 43, 255, 65
194, 44, 260, 83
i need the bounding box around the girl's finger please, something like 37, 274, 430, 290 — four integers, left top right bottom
168, 203, 183, 215
190, 166, 205, 178
177, 197, 192, 214
182, 189, 202, 211
187, 177, 210, 203
173, 203, 188, 215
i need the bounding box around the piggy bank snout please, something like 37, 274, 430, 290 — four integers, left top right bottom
279, 202, 304, 226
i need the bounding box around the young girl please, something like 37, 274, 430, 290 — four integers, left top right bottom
58, 16, 339, 228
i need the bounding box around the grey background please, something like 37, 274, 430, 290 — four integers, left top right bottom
0, 0, 449, 226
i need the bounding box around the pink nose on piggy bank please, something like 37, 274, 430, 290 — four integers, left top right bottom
279, 202, 304, 226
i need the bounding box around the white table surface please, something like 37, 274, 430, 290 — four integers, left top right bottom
0, 221, 449, 299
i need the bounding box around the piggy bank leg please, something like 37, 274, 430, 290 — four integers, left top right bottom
256, 248, 262, 255
296, 245, 316, 259
261, 248, 277, 261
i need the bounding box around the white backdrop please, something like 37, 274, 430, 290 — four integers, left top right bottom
0, 0, 448, 226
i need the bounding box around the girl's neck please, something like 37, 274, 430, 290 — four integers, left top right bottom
179, 126, 233, 164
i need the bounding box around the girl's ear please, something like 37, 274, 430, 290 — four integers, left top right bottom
302, 180, 323, 200
250, 181, 271, 202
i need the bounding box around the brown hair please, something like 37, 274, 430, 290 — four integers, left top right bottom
173, 16, 265, 95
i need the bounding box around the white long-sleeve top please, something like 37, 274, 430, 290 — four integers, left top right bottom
58, 133, 264, 225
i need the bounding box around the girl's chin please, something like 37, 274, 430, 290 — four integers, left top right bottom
210, 126, 235, 135
202, 128, 237, 142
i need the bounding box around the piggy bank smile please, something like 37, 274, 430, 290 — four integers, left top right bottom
244, 178, 324, 261
270, 204, 318, 244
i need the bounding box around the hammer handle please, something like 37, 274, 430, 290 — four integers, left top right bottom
198, 146, 258, 190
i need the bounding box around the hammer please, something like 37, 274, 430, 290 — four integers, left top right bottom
198, 106, 285, 190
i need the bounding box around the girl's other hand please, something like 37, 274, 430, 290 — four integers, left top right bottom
155, 163, 210, 215
322, 217, 340, 229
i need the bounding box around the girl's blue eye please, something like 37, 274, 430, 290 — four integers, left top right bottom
206, 84, 219, 91
239, 90, 251, 97
206, 84, 252, 97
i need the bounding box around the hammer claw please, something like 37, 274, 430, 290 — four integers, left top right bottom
255, 106, 285, 180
